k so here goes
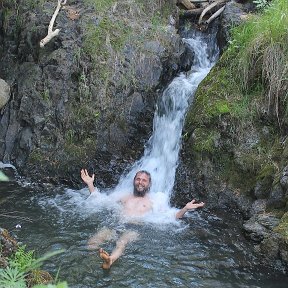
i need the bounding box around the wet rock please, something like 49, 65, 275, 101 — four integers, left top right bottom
217, 1, 249, 51
179, 42, 194, 72
249, 199, 267, 217
254, 180, 271, 199
243, 217, 269, 242
260, 234, 281, 259
267, 184, 286, 209
0, 79, 10, 109
280, 165, 288, 192
257, 214, 280, 230
279, 242, 288, 263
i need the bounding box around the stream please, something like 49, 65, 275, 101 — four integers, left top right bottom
1, 29, 288, 287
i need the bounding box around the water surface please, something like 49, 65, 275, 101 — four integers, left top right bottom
1, 181, 287, 288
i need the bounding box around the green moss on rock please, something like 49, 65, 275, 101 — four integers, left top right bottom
274, 212, 288, 242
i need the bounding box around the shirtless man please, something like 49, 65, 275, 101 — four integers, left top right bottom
81, 169, 204, 269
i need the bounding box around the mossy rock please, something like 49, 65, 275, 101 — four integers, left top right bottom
191, 128, 220, 154
26, 269, 53, 287
274, 212, 288, 242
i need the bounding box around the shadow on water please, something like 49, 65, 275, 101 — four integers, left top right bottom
1, 181, 287, 288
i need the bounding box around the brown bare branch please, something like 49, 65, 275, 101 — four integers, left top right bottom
178, 0, 196, 10
206, 5, 226, 24
198, 0, 227, 24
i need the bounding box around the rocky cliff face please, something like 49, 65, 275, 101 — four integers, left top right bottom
0, 0, 190, 187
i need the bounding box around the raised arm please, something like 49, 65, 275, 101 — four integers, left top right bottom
175, 199, 205, 219
81, 169, 97, 193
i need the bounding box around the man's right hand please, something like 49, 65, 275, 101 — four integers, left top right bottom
81, 169, 96, 193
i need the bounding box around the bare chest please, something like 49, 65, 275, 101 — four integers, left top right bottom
122, 197, 152, 215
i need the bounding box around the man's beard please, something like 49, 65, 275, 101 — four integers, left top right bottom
133, 185, 149, 197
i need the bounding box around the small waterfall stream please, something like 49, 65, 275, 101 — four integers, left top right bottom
113, 30, 218, 201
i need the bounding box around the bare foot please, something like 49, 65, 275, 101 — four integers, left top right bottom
99, 248, 112, 269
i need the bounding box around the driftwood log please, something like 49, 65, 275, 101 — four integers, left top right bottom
178, 0, 196, 10
206, 5, 226, 24
40, 0, 67, 48
198, 0, 228, 24
179, 0, 228, 26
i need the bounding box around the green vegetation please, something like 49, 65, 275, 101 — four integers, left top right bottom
0, 245, 66, 288
83, 16, 132, 71
83, 0, 116, 13
274, 212, 288, 241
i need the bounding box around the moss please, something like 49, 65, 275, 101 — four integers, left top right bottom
26, 270, 53, 287
217, 153, 257, 194
257, 163, 276, 180
186, 62, 239, 128
192, 128, 220, 154
83, 0, 116, 11
28, 149, 46, 164
274, 212, 288, 242
84, 17, 132, 62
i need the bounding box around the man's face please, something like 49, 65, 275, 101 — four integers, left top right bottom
133, 172, 151, 197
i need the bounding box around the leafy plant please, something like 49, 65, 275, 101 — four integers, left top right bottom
0, 266, 26, 288
0, 245, 65, 288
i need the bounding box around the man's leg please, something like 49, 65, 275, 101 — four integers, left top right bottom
87, 227, 116, 250
99, 230, 139, 269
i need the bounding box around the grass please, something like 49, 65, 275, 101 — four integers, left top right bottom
227, 0, 288, 125
83, 0, 116, 13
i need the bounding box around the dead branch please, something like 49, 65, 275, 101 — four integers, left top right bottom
198, 0, 227, 24
40, 0, 67, 48
181, 8, 204, 18
178, 0, 196, 10
206, 5, 226, 24
190, 0, 209, 2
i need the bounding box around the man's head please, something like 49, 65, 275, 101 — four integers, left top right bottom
133, 170, 151, 197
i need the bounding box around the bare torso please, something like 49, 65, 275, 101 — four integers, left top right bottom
120, 195, 153, 217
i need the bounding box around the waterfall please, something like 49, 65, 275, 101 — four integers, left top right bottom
112, 31, 219, 203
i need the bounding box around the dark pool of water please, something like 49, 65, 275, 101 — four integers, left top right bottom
1, 181, 287, 288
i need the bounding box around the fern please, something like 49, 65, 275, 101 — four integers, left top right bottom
9, 245, 35, 272
0, 266, 26, 288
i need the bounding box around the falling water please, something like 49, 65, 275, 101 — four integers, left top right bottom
113, 31, 218, 200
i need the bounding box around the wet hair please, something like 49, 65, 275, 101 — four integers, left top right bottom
134, 170, 152, 186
